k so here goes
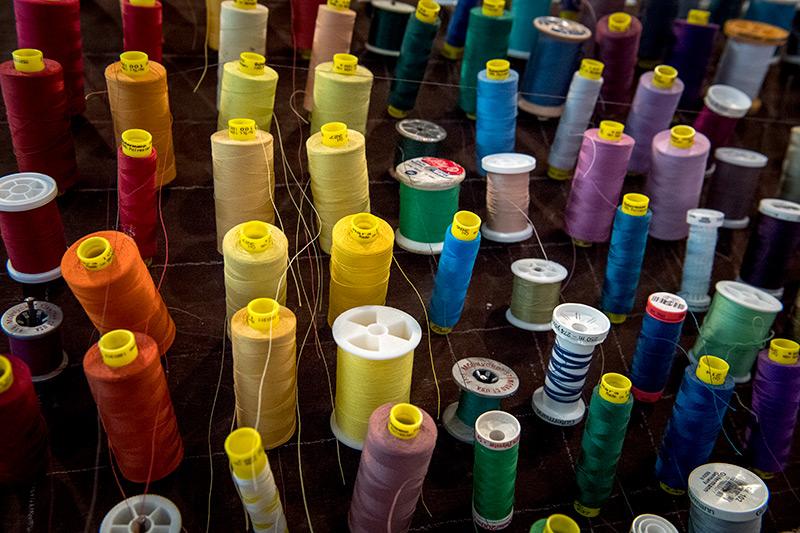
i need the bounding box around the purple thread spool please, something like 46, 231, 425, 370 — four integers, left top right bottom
564, 122, 635, 245
645, 126, 710, 241
706, 148, 768, 229
626, 67, 685, 175
1, 298, 67, 381
595, 13, 642, 104
693, 84, 751, 157
348, 402, 437, 533
667, 18, 719, 107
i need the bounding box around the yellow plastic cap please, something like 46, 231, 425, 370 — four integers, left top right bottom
12, 48, 44, 73
486, 59, 510, 80
98, 330, 139, 368
579, 58, 604, 80
120, 51, 149, 76
606, 312, 627, 324
233, 0, 258, 8
333, 53, 358, 75
652, 64, 678, 89
228, 118, 257, 141
696, 355, 729, 385
388, 403, 423, 439
621, 193, 649, 216
238, 52, 265, 76
416, 0, 440, 23
321, 122, 348, 147
77, 236, 114, 271
130, 0, 157, 5
659, 482, 686, 496
121, 129, 153, 158
599, 372, 631, 403
688, 9, 710, 25
247, 298, 281, 332
608, 12, 631, 32
482, 0, 505, 17
599, 120, 624, 141
769, 338, 800, 365
543, 514, 580, 533
670, 125, 695, 149
225, 427, 268, 479
327, 0, 351, 9
451, 210, 481, 240
0, 355, 13, 394
350, 213, 379, 241
239, 220, 273, 253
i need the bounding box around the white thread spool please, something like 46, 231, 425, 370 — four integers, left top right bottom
100, 494, 181, 533
688, 463, 769, 533
506, 258, 568, 331
481, 153, 536, 243
217, 1, 269, 107
630, 514, 679, 533
532, 303, 610, 426
679, 208, 724, 312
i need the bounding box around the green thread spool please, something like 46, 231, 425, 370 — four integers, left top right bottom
691, 281, 781, 383
574, 374, 634, 517
217, 54, 279, 132
473, 410, 521, 530
366, 0, 415, 56
443, 357, 519, 443
310, 55, 374, 135
393, 119, 447, 169
393, 157, 465, 254
529, 514, 581, 533
506, 259, 568, 331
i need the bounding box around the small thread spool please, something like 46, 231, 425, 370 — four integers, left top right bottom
393, 157, 465, 254
99, 495, 181, 533
393, 119, 447, 170
630, 514, 678, 533
118, 129, 158, 262
122, 0, 163, 63
311, 54, 373, 135
693, 84, 751, 156
532, 303, 611, 426
1, 298, 67, 382
303, 1, 356, 112
331, 305, 422, 449
442, 357, 519, 443
366, 0, 415, 56
506, 258, 568, 331
679, 209, 724, 312
779, 126, 800, 203
706, 149, 768, 228
217, 0, 269, 106
595, 13, 643, 103
473, 410, 521, 530
476, 60, 518, 172
482, 153, 535, 242
529, 514, 580, 533
667, 12, 719, 107
217, 53, 279, 133
508, 0, 551, 58
687, 463, 769, 533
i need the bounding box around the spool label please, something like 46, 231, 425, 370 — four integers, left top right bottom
647, 292, 688, 323
486, 59, 510, 80
768, 339, 799, 365
239, 52, 266, 76
687, 9, 709, 25
535, 16, 591, 41
670, 126, 696, 149
456, 358, 519, 397
327, 0, 351, 9
229, 119, 257, 140
599, 375, 630, 404
690, 468, 768, 519
120, 52, 149, 76
475, 431, 520, 450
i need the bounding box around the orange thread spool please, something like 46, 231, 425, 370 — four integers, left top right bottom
61, 231, 175, 354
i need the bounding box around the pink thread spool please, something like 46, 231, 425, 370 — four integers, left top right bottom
693, 85, 751, 157
481, 153, 536, 243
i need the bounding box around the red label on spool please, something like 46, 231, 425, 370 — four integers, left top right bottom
647, 292, 687, 323
421, 157, 464, 175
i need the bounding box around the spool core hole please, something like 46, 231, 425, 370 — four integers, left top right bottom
489, 429, 505, 441
473, 368, 499, 384
10, 184, 30, 195
572, 322, 587, 332
367, 323, 388, 336
79, 239, 109, 260
131, 515, 151, 533
100, 330, 134, 352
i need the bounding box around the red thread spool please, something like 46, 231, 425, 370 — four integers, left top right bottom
122, 0, 164, 63
291, 0, 326, 54
118, 130, 159, 262
84, 330, 183, 483
0, 173, 66, 284
693, 84, 751, 155
61, 231, 176, 354
0, 354, 49, 484
13, 0, 84, 115
0, 54, 78, 192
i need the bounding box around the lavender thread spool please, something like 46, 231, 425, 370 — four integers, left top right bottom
595, 12, 642, 104
564, 121, 635, 245
706, 148, 768, 229
645, 126, 711, 241
481, 153, 535, 243
667, 11, 719, 107
626, 66, 685, 176
679, 209, 724, 312
1, 297, 67, 381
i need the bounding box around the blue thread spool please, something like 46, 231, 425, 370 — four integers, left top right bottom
745, 0, 797, 31
519, 17, 591, 119
476, 60, 518, 174
630, 292, 688, 402
443, 0, 480, 59
679, 209, 724, 312
366, 0, 415, 57
508, 0, 552, 59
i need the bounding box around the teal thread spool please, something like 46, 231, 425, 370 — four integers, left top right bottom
443, 357, 519, 443
473, 410, 521, 530
506, 259, 568, 331
393, 119, 447, 170
690, 281, 782, 383
393, 157, 465, 254
366, 0, 416, 56
508, 0, 552, 59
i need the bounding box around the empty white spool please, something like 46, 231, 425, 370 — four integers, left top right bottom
630, 514, 679, 533
99, 494, 181, 533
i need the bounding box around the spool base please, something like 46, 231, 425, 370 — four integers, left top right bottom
547, 165, 573, 180
680, 293, 711, 313
7, 260, 62, 284
505, 308, 552, 332
395, 230, 443, 255
631, 386, 663, 403
441, 43, 463, 60
472, 504, 514, 531
31, 350, 69, 383
517, 97, 564, 119
430, 322, 452, 335
99, 494, 181, 533
387, 105, 408, 119
752, 468, 775, 480
572, 238, 592, 248
365, 43, 400, 57
481, 224, 533, 244
605, 312, 627, 324
329, 412, 364, 451
574, 500, 600, 517
507, 48, 530, 60
531, 386, 585, 426
442, 402, 475, 443
721, 216, 749, 229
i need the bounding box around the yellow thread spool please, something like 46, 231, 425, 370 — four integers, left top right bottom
687, 9, 710, 25
579, 58, 604, 81
768, 338, 800, 365
416, 0, 440, 23
233, 0, 258, 9
98, 329, 139, 368
121, 129, 153, 158
482, 0, 504, 17
388, 403, 423, 439
332, 53, 358, 75
238, 220, 273, 253
608, 12, 631, 32
77, 237, 114, 271
130, 0, 157, 5
228, 118, 257, 141
543, 514, 580, 533
225, 427, 268, 479
119, 51, 149, 76
652, 64, 678, 89
0, 355, 13, 394
12, 48, 44, 73
486, 59, 510, 80
327, 0, 351, 9
598, 372, 631, 404
670, 125, 695, 149
451, 210, 481, 241
598, 120, 624, 142
321, 122, 349, 147
238, 52, 266, 76
696, 355, 729, 385
621, 193, 649, 217
246, 298, 280, 332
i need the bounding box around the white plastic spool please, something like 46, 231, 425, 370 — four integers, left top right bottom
506, 258, 568, 331
679, 208, 724, 312
472, 410, 521, 530
703, 84, 752, 120
481, 153, 536, 243
100, 494, 181, 533
365, 0, 416, 56
532, 303, 611, 426
688, 463, 769, 533
630, 514, 679, 533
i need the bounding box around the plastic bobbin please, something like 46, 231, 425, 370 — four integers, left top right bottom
481, 153, 537, 243
714, 148, 768, 229
330, 305, 422, 450
0, 172, 62, 284
442, 357, 519, 443
704, 84, 752, 119
630, 514, 678, 533
99, 494, 182, 533
366, 0, 416, 56
747, 198, 800, 298
688, 463, 769, 528
532, 303, 611, 426
472, 410, 521, 530
680, 208, 724, 312
1, 298, 67, 382
506, 259, 568, 331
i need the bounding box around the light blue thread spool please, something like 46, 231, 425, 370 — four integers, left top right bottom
679, 209, 724, 312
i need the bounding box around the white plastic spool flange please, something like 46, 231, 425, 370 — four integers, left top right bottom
688, 463, 768, 526
704, 84, 751, 119
481, 153, 537, 243
99, 494, 181, 533
630, 514, 679, 533
680, 208, 724, 312
506, 259, 568, 331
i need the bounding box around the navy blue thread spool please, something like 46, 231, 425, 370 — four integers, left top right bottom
2, 297, 67, 382
705, 148, 767, 229
476, 60, 518, 174
442, 0, 480, 59
667, 13, 719, 107
639, 0, 679, 66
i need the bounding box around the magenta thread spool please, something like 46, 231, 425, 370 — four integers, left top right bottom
645, 126, 710, 241
595, 13, 642, 104
564, 121, 635, 245
2, 297, 67, 381
667, 14, 719, 107
626, 66, 685, 175
481, 153, 536, 243
706, 148, 768, 229
693, 84, 751, 158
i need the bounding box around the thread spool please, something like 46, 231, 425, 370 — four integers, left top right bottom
630, 515, 679, 533
291, 0, 326, 56
331, 305, 422, 449
0, 51, 78, 192
508, 0, 552, 59
529, 514, 580, 533
482, 153, 535, 242
691, 280, 782, 383
303, 2, 356, 112
122, 0, 163, 63
679, 209, 724, 311
0, 172, 66, 284
13, 0, 84, 114
705, 149, 767, 229
687, 463, 769, 533
667, 14, 719, 107
349, 403, 437, 532
547, 59, 605, 180
307, 123, 370, 253
579, 0, 625, 37
62, 231, 176, 353
217, 0, 269, 106
443, 358, 519, 443
442, 0, 480, 59
693, 85, 751, 157
506, 259, 568, 331
595, 13, 643, 103
217, 53, 279, 133
519, 17, 592, 119
638, 0, 679, 66
84, 330, 183, 482
779, 127, 800, 203
393, 157, 465, 254
105, 52, 176, 187
224, 428, 288, 532
393, 119, 446, 169
206, 0, 223, 50
472, 410, 521, 530
630, 292, 688, 402
367, 0, 415, 56
429, 211, 482, 334
476, 61, 518, 171
211, 122, 275, 252
564, 121, 635, 245
626, 66, 685, 175
99, 495, 181, 533
0, 354, 48, 484
745, 0, 798, 30
118, 129, 158, 262
739, 198, 800, 298
1, 298, 67, 381
532, 303, 611, 426
311, 54, 373, 134
223, 221, 289, 326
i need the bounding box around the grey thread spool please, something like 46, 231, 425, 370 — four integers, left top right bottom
706, 148, 768, 229
1, 298, 67, 381
688, 463, 768, 533
392, 119, 447, 171
506, 259, 568, 331
779, 126, 800, 203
